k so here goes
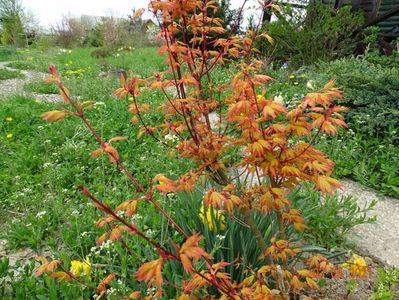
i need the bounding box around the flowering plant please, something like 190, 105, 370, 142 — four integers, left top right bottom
37, 0, 362, 298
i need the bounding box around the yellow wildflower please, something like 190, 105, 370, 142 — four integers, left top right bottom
6, 117, 13, 122
6, 133, 13, 139
70, 257, 91, 277
128, 96, 134, 102
199, 205, 226, 231
293, 81, 299, 86
289, 75, 295, 79
342, 254, 368, 278
158, 175, 167, 185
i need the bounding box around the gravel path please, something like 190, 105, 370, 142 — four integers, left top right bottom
340, 179, 399, 267
0, 61, 62, 102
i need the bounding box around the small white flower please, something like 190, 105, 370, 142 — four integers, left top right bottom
216, 234, 225, 241
306, 80, 315, 90
273, 94, 284, 105
36, 211, 47, 218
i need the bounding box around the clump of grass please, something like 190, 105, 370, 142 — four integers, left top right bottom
6, 61, 37, 70
24, 80, 58, 94
0, 68, 24, 80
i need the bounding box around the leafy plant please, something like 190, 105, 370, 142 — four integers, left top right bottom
372, 267, 399, 300
90, 47, 112, 58
308, 58, 399, 139
318, 129, 399, 197
0, 46, 17, 61
258, 2, 364, 68
24, 80, 58, 94
5, 60, 37, 70
290, 184, 376, 249
35, 1, 364, 298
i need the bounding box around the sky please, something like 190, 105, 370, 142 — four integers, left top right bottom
22, 0, 256, 29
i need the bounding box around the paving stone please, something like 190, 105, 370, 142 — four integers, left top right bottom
340, 179, 399, 267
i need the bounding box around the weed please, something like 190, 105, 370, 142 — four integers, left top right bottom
0, 68, 24, 80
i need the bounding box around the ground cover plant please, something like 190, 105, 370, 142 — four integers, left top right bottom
263, 57, 399, 198
24, 80, 58, 94
22, 1, 374, 298
0, 68, 24, 80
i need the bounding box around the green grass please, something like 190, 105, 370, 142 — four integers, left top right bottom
0, 68, 24, 80
6, 61, 37, 70
24, 80, 58, 94
0, 92, 189, 248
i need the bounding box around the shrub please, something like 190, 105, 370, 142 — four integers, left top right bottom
0, 46, 17, 61
290, 184, 376, 249
258, 3, 364, 68
90, 47, 112, 58
32, 34, 56, 51
309, 58, 399, 138
37, 1, 365, 298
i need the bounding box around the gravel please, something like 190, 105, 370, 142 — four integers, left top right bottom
0, 61, 63, 102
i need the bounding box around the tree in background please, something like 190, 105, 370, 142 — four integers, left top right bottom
0, 0, 24, 47
52, 15, 85, 48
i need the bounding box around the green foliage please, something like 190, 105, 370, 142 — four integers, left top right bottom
32, 34, 56, 51
24, 80, 58, 94
318, 130, 399, 198
0, 257, 91, 298
90, 47, 112, 58
6, 60, 36, 70
0, 67, 23, 80
372, 267, 399, 300
173, 188, 281, 283
309, 58, 399, 138
259, 3, 364, 68
0, 46, 17, 61
84, 23, 104, 47
290, 185, 376, 249
0, 0, 25, 47
0, 89, 188, 251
